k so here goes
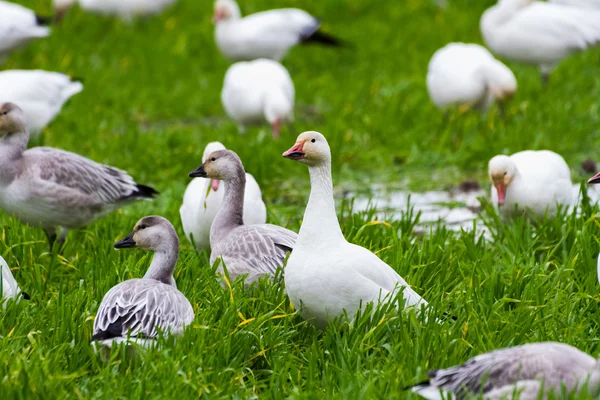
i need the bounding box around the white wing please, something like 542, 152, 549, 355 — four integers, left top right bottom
1, 256, 20, 305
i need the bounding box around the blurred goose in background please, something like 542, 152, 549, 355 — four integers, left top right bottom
222, 59, 294, 139
1, 255, 24, 306
0, 70, 83, 139
92, 216, 194, 349
282, 131, 428, 330
180, 141, 266, 251
489, 150, 572, 220
53, 0, 177, 22
213, 0, 342, 62
427, 43, 517, 112
550, 0, 600, 8
481, 0, 600, 82
411, 342, 600, 399
189, 150, 296, 288
0, 103, 158, 249
0, 1, 50, 63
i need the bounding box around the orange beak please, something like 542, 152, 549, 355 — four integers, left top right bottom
213, 8, 226, 23
211, 179, 220, 191
494, 183, 506, 206
282, 141, 305, 161
588, 172, 600, 184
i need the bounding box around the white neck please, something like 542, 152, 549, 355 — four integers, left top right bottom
481, 1, 523, 36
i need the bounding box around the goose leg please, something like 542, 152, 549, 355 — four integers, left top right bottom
44, 229, 58, 251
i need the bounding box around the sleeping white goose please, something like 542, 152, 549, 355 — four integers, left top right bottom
1, 255, 25, 306
427, 43, 517, 112
410, 342, 600, 399
53, 0, 177, 22
222, 59, 294, 139
481, 0, 600, 82
0, 70, 83, 139
0, 1, 50, 63
282, 131, 428, 330
489, 150, 572, 220
180, 141, 266, 251
92, 216, 194, 349
213, 0, 343, 62
188, 150, 297, 288
0, 103, 158, 249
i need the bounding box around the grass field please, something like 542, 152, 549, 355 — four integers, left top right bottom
1, 0, 600, 398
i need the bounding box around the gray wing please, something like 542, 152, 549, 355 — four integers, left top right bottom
92, 279, 194, 341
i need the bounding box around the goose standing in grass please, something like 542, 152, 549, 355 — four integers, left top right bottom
282, 131, 427, 330
213, 0, 343, 62
426, 43, 517, 112
480, 0, 600, 82
1, 255, 23, 306
410, 342, 600, 399
180, 142, 266, 251
53, 0, 177, 22
0, 103, 158, 249
92, 216, 194, 348
489, 150, 572, 220
189, 150, 296, 288
0, 70, 83, 139
222, 59, 294, 139
0, 1, 50, 64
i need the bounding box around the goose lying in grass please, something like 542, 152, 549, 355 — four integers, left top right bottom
427, 43, 517, 112
282, 131, 428, 329
213, 0, 343, 62
53, 0, 177, 22
0, 103, 157, 249
488, 150, 572, 220
222, 59, 294, 139
0, 70, 83, 139
189, 150, 297, 288
0, 1, 50, 63
92, 216, 194, 349
180, 141, 266, 251
410, 342, 600, 399
481, 0, 600, 82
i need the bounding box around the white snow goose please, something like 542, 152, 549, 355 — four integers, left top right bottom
410, 342, 600, 399
282, 131, 428, 330
221, 59, 294, 139
54, 0, 178, 22
189, 149, 297, 288
213, 0, 343, 62
0, 103, 158, 249
0, 1, 50, 63
427, 43, 517, 112
488, 150, 572, 220
92, 216, 194, 349
480, 0, 600, 82
180, 141, 266, 251
0, 70, 83, 139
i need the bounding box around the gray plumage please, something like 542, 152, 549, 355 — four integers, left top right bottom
411, 342, 600, 400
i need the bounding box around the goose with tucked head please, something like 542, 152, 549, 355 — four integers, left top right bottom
92, 216, 194, 349
189, 150, 296, 287
0, 2, 50, 63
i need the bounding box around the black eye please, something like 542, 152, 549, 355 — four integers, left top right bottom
140, 224, 147, 230
211, 157, 216, 161
2, 111, 7, 116
311, 138, 316, 143
504, 172, 507, 176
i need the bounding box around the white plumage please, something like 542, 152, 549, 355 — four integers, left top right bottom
0, 1, 50, 63
222, 59, 294, 139
0, 70, 83, 138
1, 255, 21, 306
427, 43, 517, 111
54, 0, 177, 21
180, 142, 267, 251
550, 0, 600, 8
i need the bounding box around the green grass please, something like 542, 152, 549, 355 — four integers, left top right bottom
1, 0, 600, 398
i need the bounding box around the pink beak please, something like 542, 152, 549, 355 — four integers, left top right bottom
271, 120, 282, 139
211, 179, 220, 191
212, 9, 225, 23
588, 172, 600, 184
495, 183, 506, 206
282, 141, 305, 160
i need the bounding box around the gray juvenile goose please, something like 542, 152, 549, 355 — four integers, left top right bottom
0, 102, 157, 248
189, 149, 297, 287
92, 216, 194, 348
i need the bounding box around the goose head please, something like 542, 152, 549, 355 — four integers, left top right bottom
283, 131, 331, 167
213, 0, 241, 23
115, 216, 178, 252
264, 89, 293, 139
202, 142, 227, 191
0, 103, 29, 150
189, 150, 245, 183
488, 155, 517, 206
484, 62, 518, 103
53, 0, 77, 22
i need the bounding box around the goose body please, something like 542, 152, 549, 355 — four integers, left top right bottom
0, 70, 83, 138
189, 150, 297, 287
0, 103, 157, 247
54, 0, 177, 21
180, 142, 266, 251
93, 217, 194, 348
1, 256, 20, 306
222, 59, 294, 138
411, 342, 600, 400
427, 43, 517, 111
282, 131, 427, 330
489, 150, 572, 220
213, 0, 342, 62
0, 1, 50, 63
481, 0, 600, 79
